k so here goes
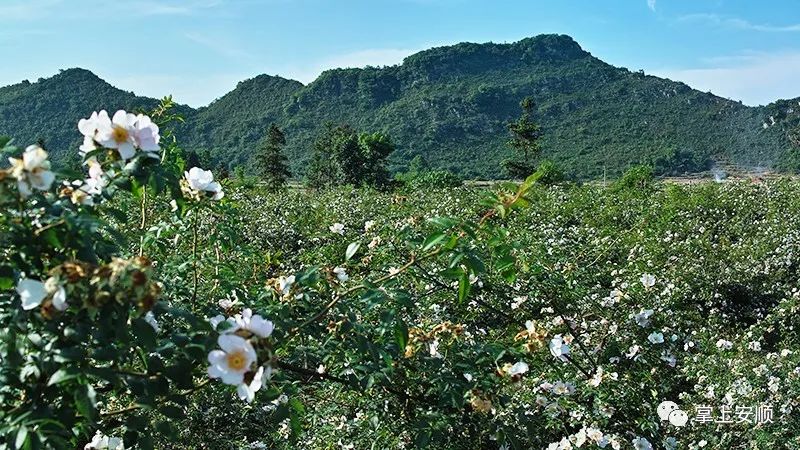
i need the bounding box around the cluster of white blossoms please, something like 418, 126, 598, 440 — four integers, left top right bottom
207, 308, 274, 402
78, 110, 160, 161
639, 273, 656, 289
7, 145, 55, 198
501, 361, 529, 379
65, 160, 110, 206
16, 277, 67, 312
184, 167, 224, 200
329, 222, 345, 235
84, 431, 124, 449
548, 334, 570, 360
545, 426, 620, 449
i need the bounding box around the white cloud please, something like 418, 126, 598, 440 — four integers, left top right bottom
680, 13, 800, 32
651, 50, 800, 105
647, 0, 656, 12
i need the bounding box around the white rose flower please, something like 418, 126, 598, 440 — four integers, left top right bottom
78, 110, 108, 155
507, 361, 529, 377
278, 275, 295, 295
16, 278, 48, 310
234, 308, 274, 338
549, 334, 570, 360
329, 223, 345, 235
207, 334, 257, 385
96, 110, 139, 160
586, 428, 604, 445
133, 113, 161, 155
633, 309, 654, 327
552, 381, 575, 395
648, 332, 664, 344
626, 345, 641, 359
84, 431, 124, 450
333, 267, 349, 282
237, 365, 268, 403
8, 145, 55, 198
632, 437, 652, 450
573, 428, 587, 447
208, 314, 232, 331
77, 161, 108, 200
640, 274, 656, 289
184, 167, 224, 200
716, 339, 733, 350
144, 311, 159, 333
429, 339, 442, 358
588, 366, 604, 387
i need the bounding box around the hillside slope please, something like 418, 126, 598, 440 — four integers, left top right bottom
0, 35, 793, 178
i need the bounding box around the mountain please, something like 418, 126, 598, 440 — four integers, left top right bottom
0, 35, 795, 179
0, 68, 194, 169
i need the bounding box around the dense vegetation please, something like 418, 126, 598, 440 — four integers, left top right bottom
0, 35, 795, 180
2, 100, 800, 450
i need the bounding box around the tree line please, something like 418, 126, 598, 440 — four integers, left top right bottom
189, 97, 551, 191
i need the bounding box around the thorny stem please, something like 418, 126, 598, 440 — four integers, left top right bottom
33, 219, 66, 236
212, 243, 221, 292
550, 302, 598, 378
191, 209, 200, 306
138, 186, 147, 256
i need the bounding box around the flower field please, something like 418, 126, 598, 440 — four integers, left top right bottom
1, 106, 799, 449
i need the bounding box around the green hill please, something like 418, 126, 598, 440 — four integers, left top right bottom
0, 34, 794, 178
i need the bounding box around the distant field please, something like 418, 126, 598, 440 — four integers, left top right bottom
121, 179, 800, 448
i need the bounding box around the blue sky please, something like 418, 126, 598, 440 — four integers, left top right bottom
1, 0, 798, 107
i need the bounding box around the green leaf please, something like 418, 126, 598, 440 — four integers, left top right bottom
47, 368, 79, 386
138, 435, 154, 450
0, 276, 13, 290
394, 320, 409, 351
273, 404, 290, 422
458, 273, 471, 303
520, 173, 538, 193
42, 229, 63, 249
159, 405, 184, 419
14, 426, 28, 450
74, 385, 97, 419
421, 232, 447, 251
345, 242, 360, 261
165, 361, 194, 389
132, 317, 157, 349
428, 217, 458, 230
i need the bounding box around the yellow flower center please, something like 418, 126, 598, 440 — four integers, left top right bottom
226, 350, 248, 371
111, 126, 129, 144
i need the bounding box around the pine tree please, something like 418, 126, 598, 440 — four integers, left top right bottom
254, 124, 291, 191
502, 97, 543, 179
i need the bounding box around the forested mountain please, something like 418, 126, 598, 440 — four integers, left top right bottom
0, 34, 795, 179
